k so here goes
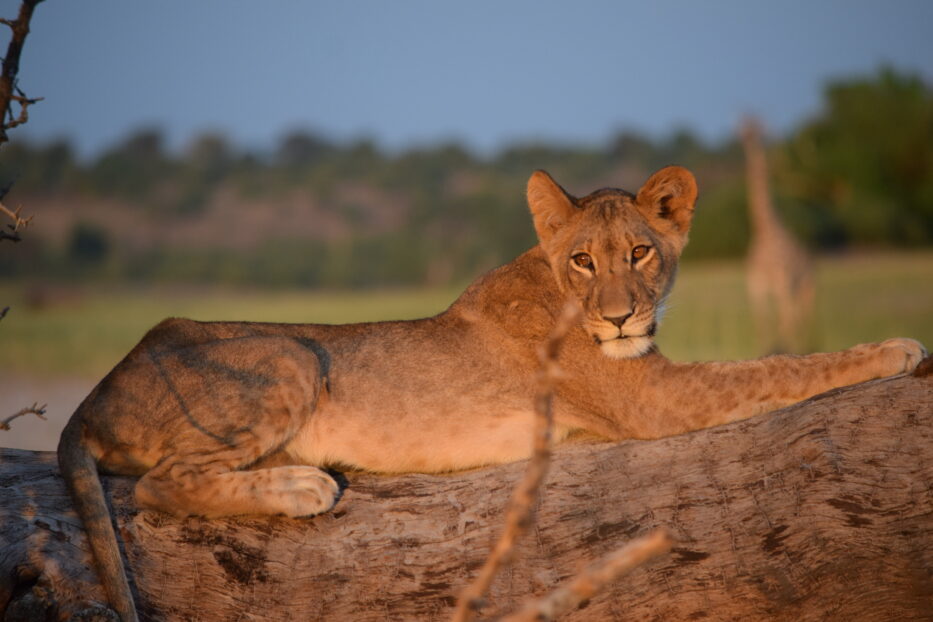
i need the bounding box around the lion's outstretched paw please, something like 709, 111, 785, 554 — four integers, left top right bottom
878, 338, 927, 375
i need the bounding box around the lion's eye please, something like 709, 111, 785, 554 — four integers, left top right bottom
572, 253, 594, 271
631, 245, 650, 262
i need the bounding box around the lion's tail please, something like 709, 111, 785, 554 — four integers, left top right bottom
57, 415, 139, 622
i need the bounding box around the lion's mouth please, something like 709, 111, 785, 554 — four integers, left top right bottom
595, 334, 646, 345
592, 321, 657, 345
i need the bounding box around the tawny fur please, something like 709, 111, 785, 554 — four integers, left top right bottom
58, 167, 925, 622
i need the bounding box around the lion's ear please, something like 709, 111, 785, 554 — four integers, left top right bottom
527, 170, 578, 244
635, 166, 698, 238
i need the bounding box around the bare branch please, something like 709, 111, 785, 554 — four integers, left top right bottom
452, 303, 673, 622
501, 528, 673, 622
451, 301, 582, 622
0, 402, 47, 431
0, 0, 45, 145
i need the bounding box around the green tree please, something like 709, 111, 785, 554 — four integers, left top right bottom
780, 68, 933, 246
275, 129, 334, 169
90, 128, 173, 202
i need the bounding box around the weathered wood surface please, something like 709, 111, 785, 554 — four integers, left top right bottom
1, 368, 932, 621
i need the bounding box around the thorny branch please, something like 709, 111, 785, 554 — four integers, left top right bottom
0, 0, 45, 240
451, 301, 582, 622
500, 528, 673, 622
0, 0, 45, 145
0, 402, 47, 431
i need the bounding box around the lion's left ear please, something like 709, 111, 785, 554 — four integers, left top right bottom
635, 166, 698, 238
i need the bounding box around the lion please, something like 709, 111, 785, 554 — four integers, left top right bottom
58, 166, 925, 622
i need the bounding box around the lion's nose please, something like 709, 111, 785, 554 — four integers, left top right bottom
604, 311, 634, 328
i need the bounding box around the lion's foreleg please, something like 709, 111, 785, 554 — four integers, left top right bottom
627, 339, 925, 437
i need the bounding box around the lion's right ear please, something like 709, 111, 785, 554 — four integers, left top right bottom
527, 170, 578, 244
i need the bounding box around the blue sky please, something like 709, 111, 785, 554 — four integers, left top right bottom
5, 0, 933, 157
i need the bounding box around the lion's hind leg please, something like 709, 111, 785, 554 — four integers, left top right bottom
136, 456, 339, 518
130, 335, 339, 518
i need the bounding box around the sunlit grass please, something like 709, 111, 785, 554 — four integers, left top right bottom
1, 251, 930, 378
658, 251, 933, 361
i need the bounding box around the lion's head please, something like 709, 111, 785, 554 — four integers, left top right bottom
527, 166, 698, 359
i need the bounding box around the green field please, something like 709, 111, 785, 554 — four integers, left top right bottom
1, 252, 931, 379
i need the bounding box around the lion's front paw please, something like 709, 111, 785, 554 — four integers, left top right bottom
878, 338, 927, 375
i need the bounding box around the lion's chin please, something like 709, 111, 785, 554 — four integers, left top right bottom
599, 336, 653, 359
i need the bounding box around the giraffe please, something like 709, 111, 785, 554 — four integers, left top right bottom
740, 116, 815, 354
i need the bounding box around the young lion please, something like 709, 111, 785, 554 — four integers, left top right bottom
58, 166, 925, 622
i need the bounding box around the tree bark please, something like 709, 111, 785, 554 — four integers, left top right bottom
2, 367, 932, 622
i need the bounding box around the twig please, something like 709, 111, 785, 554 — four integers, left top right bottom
0, 402, 47, 431
3, 90, 43, 131
0, 199, 33, 242
451, 301, 582, 622
0, 200, 33, 227
500, 528, 673, 622
0, 306, 8, 321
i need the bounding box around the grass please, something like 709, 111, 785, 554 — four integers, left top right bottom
1, 252, 931, 378
660, 252, 933, 361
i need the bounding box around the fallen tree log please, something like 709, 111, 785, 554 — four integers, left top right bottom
1, 364, 931, 622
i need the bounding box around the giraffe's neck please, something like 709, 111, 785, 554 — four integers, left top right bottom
743, 125, 782, 238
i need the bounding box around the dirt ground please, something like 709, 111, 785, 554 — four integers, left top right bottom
0, 375, 95, 451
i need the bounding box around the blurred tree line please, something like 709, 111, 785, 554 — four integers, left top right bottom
0, 68, 930, 289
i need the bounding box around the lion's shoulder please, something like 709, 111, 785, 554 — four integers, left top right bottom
447, 247, 560, 342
